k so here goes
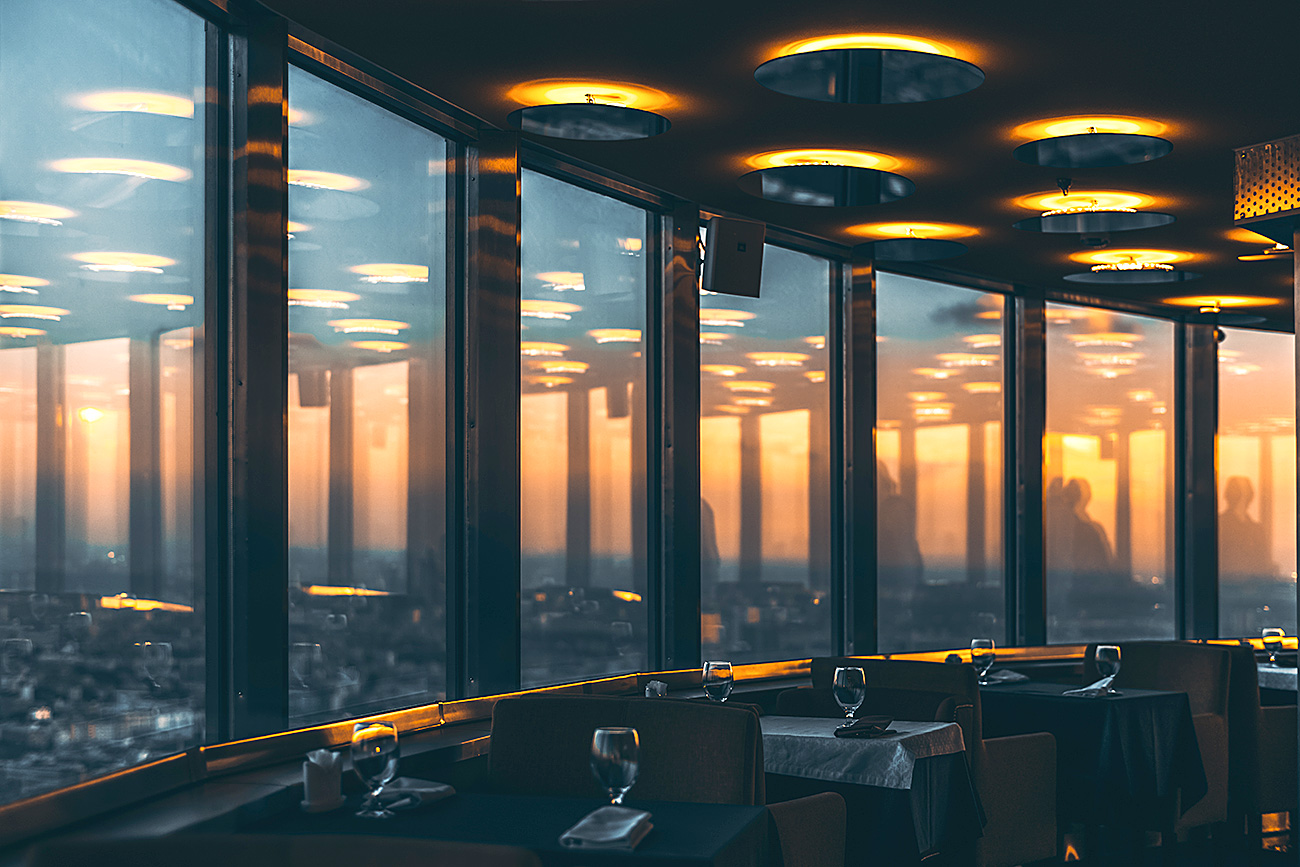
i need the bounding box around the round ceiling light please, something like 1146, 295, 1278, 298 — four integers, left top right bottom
1012, 116, 1172, 168
1065, 248, 1199, 284
506, 80, 672, 141
738, 150, 913, 207
755, 33, 984, 104
868, 237, 967, 261
1014, 198, 1174, 234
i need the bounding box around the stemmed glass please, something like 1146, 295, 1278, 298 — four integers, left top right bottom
591, 727, 639, 805
1095, 645, 1122, 696
832, 666, 866, 724
351, 721, 399, 819
1262, 628, 1285, 666
702, 660, 734, 702
971, 638, 996, 686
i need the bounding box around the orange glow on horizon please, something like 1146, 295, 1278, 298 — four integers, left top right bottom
1010, 115, 1169, 141
505, 79, 675, 112
745, 149, 901, 172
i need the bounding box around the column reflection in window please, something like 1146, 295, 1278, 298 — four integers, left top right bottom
699, 243, 832, 663
875, 273, 1005, 650
1216, 327, 1296, 636
519, 170, 648, 688
287, 68, 447, 722
1045, 303, 1176, 642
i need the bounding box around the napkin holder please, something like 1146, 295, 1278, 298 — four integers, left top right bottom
301, 749, 345, 812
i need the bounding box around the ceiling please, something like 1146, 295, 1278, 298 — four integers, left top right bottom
261, 0, 1300, 322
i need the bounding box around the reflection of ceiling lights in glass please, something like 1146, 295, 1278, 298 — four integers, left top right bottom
78, 91, 194, 118
715, 405, 748, 415
74, 251, 174, 274
912, 367, 953, 380
0, 305, 68, 321
536, 271, 586, 291
0, 326, 46, 338
288, 289, 359, 309
352, 340, 408, 353
521, 300, 581, 321
51, 158, 191, 182
521, 341, 570, 357
701, 364, 746, 377
804, 335, 826, 350
528, 374, 573, 388
163, 337, 193, 350
804, 370, 826, 383
350, 263, 427, 284
130, 294, 193, 311
937, 352, 996, 367
288, 170, 369, 191
699, 308, 756, 328
532, 359, 589, 375
734, 396, 773, 407
1128, 389, 1156, 402
913, 403, 953, 422
0, 201, 75, 227
699, 332, 732, 345
908, 391, 947, 402
963, 381, 1001, 394
962, 334, 1000, 349
589, 328, 641, 344
747, 351, 808, 367
1068, 332, 1142, 348
723, 380, 775, 394
328, 318, 410, 336
0, 274, 49, 295
287, 221, 311, 239
617, 238, 643, 253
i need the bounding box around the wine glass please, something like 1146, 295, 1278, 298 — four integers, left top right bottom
1095, 645, 1122, 695
702, 660, 734, 702
832, 666, 866, 724
351, 721, 399, 818
971, 639, 996, 686
1262, 628, 1285, 666
591, 726, 639, 805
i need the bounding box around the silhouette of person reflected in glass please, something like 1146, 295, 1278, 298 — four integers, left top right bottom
1220, 476, 1270, 581
1062, 477, 1114, 577
701, 497, 721, 587
877, 461, 922, 589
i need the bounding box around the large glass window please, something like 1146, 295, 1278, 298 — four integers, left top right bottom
699, 243, 832, 663
519, 170, 648, 688
1045, 303, 1175, 642
0, 0, 206, 803
287, 68, 448, 723
875, 273, 1005, 650
1217, 327, 1296, 637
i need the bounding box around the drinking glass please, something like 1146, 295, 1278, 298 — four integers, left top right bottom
1262, 628, 1285, 666
351, 721, 399, 818
832, 666, 867, 723
971, 638, 996, 686
702, 660, 734, 702
591, 726, 639, 805
1095, 645, 1122, 695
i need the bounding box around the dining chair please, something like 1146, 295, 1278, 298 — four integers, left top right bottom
776, 657, 1058, 867
25, 835, 541, 867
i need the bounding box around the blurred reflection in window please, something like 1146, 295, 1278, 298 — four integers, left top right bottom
519, 170, 648, 688
876, 273, 1004, 650
1045, 303, 1175, 642
1217, 328, 1296, 637
699, 243, 831, 663
0, 0, 205, 804
287, 69, 447, 722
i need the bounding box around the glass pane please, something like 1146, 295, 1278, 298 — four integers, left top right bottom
1045, 303, 1175, 642
700, 243, 832, 663
519, 170, 648, 688
287, 68, 448, 722
875, 273, 1004, 650
1217, 327, 1296, 637
0, 0, 205, 802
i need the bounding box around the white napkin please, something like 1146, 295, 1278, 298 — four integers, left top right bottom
983, 669, 1029, 683
1062, 676, 1114, 697
559, 806, 654, 850
302, 749, 343, 810
383, 777, 456, 805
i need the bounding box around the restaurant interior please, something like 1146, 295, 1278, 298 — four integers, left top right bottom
0, 0, 1298, 864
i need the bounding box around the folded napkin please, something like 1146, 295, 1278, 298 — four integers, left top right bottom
1062, 676, 1114, 698
382, 777, 456, 806
833, 715, 894, 739
559, 806, 653, 850
982, 669, 1029, 683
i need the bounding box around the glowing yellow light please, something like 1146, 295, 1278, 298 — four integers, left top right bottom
849, 221, 977, 239
963, 381, 1001, 395
288, 170, 368, 191
521, 300, 581, 320
937, 352, 996, 367
98, 592, 194, 613
51, 158, 191, 182
301, 585, 390, 597
589, 328, 641, 344
746, 149, 899, 172
714, 405, 749, 414
1128, 389, 1156, 402
1070, 248, 1192, 266
287, 221, 311, 235
912, 367, 953, 380
77, 407, 104, 423
0, 305, 68, 321
505, 79, 675, 111
1011, 115, 1168, 140
0, 326, 45, 338
782, 33, 953, 57
287, 108, 311, 126
328, 318, 410, 335
1016, 190, 1154, 212
77, 91, 194, 118
702, 364, 746, 377
288, 288, 360, 309
975, 310, 1002, 320
0, 274, 50, 296
699, 332, 732, 345
528, 374, 573, 388
699, 308, 756, 327
521, 341, 570, 356
352, 340, 409, 353
1068, 332, 1142, 348
1225, 362, 1262, 375
612, 590, 642, 603
723, 380, 776, 394
74, 251, 174, 273
804, 335, 826, 349
735, 396, 773, 407
0, 201, 75, 227
1163, 295, 1280, 308
747, 351, 809, 367
618, 238, 643, 252
350, 263, 427, 284
962, 334, 1001, 348
914, 402, 954, 421
908, 391, 947, 402
163, 337, 193, 350
535, 271, 586, 291
130, 294, 193, 311
804, 370, 826, 383
1225, 228, 1278, 244
1237, 245, 1292, 261
531, 359, 589, 374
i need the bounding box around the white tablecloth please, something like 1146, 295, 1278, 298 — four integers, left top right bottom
760, 715, 965, 790
1257, 664, 1298, 690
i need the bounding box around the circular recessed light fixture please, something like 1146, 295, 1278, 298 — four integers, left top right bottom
505, 79, 672, 141
755, 33, 984, 104
50, 158, 191, 182
739, 149, 912, 207
1189, 299, 1267, 326
0, 201, 75, 227
805, 370, 826, 383
1164, 295, 1279, 309
849, 221, 976, 239
1065, 248, 1199, 284
699, 332, 732, 345
851, 221, 972, 260
723, 380, 776, 394
1012, 115, 1172, 168
1013, 189, 1174, 234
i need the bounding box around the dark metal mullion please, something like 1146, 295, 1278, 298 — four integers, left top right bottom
829, 262, 849, 654
642, 211, 666, 669
1015, 292, 1047, 646
444, 140, 469, 700
1001, 287, 1019, 647
1179, 322, 1218, 638
845, 253, 876, 654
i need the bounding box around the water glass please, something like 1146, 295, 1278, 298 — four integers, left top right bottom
971, 638, 996, 685
1095, 645, 1122, 695
702, 660, 734, 702
591, 726, 639, 805
1263, 627, 1285, 666
832, 666, 867, 722
351, 721, 399, 818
